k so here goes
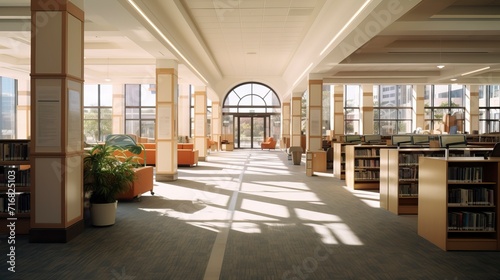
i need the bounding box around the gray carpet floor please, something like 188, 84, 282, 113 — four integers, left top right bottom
1, 149, 500, 279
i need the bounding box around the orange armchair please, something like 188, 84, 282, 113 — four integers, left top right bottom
261, 137, 277, 150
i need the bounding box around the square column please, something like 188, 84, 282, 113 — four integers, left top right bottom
112, 83, 124, 134
30, 0, 85, 242
466, 85, 480, 134
281, 101, 291, 149
177, 84, 190, 138
332, 85, 344, 136
291, 96, 302, 148
156, 60, 178, 181
307, 80, 323, 151
360, 85, 374, 135
211, 101, 221, 150
194, 86, 208, 160
414, 85, 425, 130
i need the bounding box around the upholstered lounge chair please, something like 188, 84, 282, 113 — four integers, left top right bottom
261, 137, 276, 150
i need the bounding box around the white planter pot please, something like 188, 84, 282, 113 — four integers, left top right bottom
90, 201, 118, 226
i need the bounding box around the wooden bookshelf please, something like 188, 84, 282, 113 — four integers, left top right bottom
333, 142, 347, 180
0, 139, 31, 235
418, 157, 500, 251
380, 148, 445, 215
345, 145, 384, 190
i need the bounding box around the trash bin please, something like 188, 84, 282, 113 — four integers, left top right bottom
288, 146, 303, 165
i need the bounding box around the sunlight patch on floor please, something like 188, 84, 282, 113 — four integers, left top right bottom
241, 199, 290, 218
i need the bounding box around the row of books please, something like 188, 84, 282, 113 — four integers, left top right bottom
0, 166, 31, 187
0, 193, 31, 214
399, 183, 418, 196
0, 142, 30, 161
448, 211, 495, 231
354, 170, 380, 180
399, 166, 418, 180
354, 149, 380, 156
448, 166, 483, 182
354, 159, 380, 167
448, 188, 495, 206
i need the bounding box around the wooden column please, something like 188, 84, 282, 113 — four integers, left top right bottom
30, 0, 85, 242
332, 85, 344, 137
360, 85, 374, 135
194, 86, 208, 160
414, 85, 425, 130
212, 101, 221, 150
281, 101, 291, 149
307, 80, 323, 151
466, 85, 480, 134
177, 84, 190, 138
291, 96, 302, 148
112, 83, 124, 134
156, 60, 178, 181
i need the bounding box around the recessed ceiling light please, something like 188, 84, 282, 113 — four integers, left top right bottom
437, 65, 445, 69
450, 78, 457, 81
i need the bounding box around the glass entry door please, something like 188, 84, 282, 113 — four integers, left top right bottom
235, 116, 266, 149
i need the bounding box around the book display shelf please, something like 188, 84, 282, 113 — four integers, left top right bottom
333, 142, 348, 180
380, 148, 445, 214
418, 157, 499, 251
0, 139, 31, 234
345, 145, 384, 190
380, 147, 493, 215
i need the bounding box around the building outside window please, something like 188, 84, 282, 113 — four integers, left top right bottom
373, 85, 413, 135
424, 84, 465, 132
124, 84, 156, 139
0, 77, 17, 139
344, 85, 361, 135
83, 84, 112, 143
479, 85, 500, 134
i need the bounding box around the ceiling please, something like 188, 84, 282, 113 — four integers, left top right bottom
1, 0, 500, 102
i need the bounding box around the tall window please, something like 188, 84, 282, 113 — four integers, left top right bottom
373, 85, 413, 135
0, 77, 17, 139
83, 84, 112, 143
344, 85, 361, 134
479, 85, 500, 134
322, 85, 331, 135
124, 84, 156, 139
424, 85, 465, 132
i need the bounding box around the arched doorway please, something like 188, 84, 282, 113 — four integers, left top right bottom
222, 82, 281, 149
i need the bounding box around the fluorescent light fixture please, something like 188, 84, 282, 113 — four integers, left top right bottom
320, 0, 372, 56
127, 0, 208, 84
461, 66, 490, 76
450, 78, 457, 81
437, 65, 445, 69
292, 63, 313, 88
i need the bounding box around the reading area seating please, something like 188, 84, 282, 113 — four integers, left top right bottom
117, 166, 154, 200
178, 143, 199, 167
261, 137, 277, 150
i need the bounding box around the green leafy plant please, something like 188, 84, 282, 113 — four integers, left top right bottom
83, 143, 141, 203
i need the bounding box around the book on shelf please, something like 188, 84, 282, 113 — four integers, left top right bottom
0, 142, 30, 161
448, 166, 483, 182
0, 192, 31, 214
448, 211, 495, 231
448, 187, 494, 206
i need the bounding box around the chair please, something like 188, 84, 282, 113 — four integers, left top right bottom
261, 137, 276, 150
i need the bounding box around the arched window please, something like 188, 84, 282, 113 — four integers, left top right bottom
221, 82, 281, 149
222, 82, 281, 113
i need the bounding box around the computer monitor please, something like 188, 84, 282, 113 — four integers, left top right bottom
489, 143, 500, 158
411, 135, 430, 145
344, 135, 362, 143
439, 134, 467, 148
391, 135, 412, 147
363, 134, 382, 144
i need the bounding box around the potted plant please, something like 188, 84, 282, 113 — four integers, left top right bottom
83, 143, 142, 226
